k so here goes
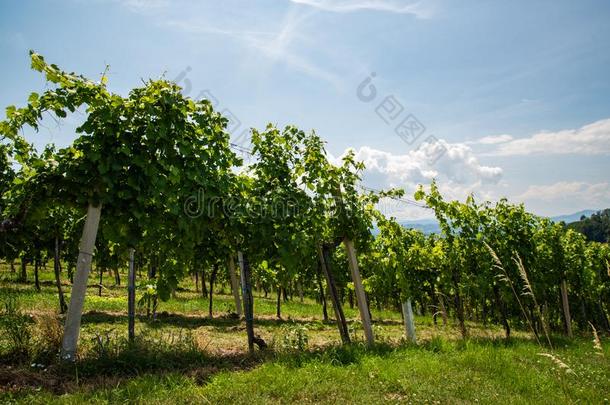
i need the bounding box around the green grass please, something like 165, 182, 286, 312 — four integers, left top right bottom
3, 340, 609, 404
1, 264, 609, 404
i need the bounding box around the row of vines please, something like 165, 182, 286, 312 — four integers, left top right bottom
1, 53, 609, 359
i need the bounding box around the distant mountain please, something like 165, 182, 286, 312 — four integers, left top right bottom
397, 218, 440, 235
550, 209, 597, 224
390, 209, 598, 236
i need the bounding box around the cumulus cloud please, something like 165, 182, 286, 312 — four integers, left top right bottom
490, 118, 610, 156
289, 0, 434, 17
343, 139, 502, 187
332, 139, 503, 219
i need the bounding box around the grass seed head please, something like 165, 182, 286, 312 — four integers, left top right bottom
538, 353, 575, 374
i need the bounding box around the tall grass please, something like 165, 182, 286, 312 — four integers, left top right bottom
485, 243, 542, 346
512, 255, 553, 348
588, 321, 604, 357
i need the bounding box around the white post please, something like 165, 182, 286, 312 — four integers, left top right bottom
228, 255, 242, 317
402, 299, 417, 343
61, 203, 102, 361
237, 251, 255, 352
343, 238, 374, 345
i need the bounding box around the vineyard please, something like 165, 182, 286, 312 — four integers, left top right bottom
0, 53, 609, 403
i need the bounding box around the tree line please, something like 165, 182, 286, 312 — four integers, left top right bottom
568, 209, 610, 243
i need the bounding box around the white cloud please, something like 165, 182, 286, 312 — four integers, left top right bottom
490, 118, 610, 156
289, 0, 434, 17
515, 181, 610, 215
517, 181, 610, 203
339, 137, 609, 219
333, 138, 503, 219
343, 139, 502, 187
471, 134, 513, 145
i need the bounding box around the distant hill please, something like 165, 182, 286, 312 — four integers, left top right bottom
550, 209, 597, 224
392, 209, 599, 235
567, 209, 610, 243
397, 219, 440, 235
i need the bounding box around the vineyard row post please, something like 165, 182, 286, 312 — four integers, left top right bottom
343, 238, 374, 345
238, 251, 255, 353
228, 255, 243, 317
128, 248, 136, 342
402, 298, 416, 343
61, 203, 102, 361
318, 244, 350, 344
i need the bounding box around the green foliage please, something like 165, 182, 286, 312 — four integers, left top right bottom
1, 52, 240, 300
410, 181, 610, 335
278, 323, 309, 352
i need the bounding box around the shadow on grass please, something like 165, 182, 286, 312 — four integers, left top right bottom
0, 326, 582, 397
80, 310, 345, 330
0, 338, 397, 395
0, 343, 263, 395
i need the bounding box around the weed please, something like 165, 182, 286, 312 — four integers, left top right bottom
422, 336, 449, 353
278, 323, 309, 352
0, 294, 33, 358
33, 314, 63, 363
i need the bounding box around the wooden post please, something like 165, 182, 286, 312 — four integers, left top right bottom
114, 265, 120, 286
128, 248, 136, 342
560, 279, 572, 338
201, 267, 207, 296
34, 259, 40, 291
276, 286, 282, 319
343, 238, 374, 345
98, 262, 103, 297
209, 263, 218, 318
402, 299, 416, 343
316, 266, 328, 321
54, 236, 67, 314
238, 251, 255, 353
61, 203, 102, 361
298, 280, 304, 303
452, 269, 468, 338
438, 293, 448, 326
228, 255, 242, 317
20, 256, 27, 282
318, 244, 350, 344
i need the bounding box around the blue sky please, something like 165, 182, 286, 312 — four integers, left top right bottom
1, 0, 609, 218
